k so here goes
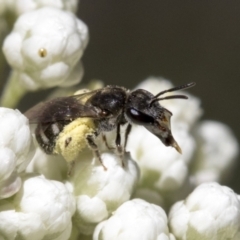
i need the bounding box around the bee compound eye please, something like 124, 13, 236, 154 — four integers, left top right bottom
126, 108, 155, 125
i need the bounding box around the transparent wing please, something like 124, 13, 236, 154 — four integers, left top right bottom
25, 89, 103, 124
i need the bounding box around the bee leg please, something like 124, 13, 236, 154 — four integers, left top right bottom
102, 134, 115, 150
67, 160, 75, 177
115, 124, 124, 167
86, 134, 107, 171
123, 124, 132, 152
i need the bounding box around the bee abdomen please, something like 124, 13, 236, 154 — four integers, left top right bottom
35, 121, 70, 154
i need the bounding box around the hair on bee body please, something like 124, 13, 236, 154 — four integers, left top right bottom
25, 82, 196, 174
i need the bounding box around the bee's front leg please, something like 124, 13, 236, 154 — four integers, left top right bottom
102, 134, 115, 150
86, 133, 107, 171
115, 124, 125, 167
123, 124, 132, 152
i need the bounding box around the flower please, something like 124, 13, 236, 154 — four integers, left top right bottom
190, 120, 239, 185
0, 174, 76, 240
3, 7, 88, 90
26, 146, 68, 181
0, 0, 79, 16
10, 0, 79, 16
1, 7, 88, 107
0, 1, 239, 239
94, 198, 176, 240
0, 107, 33, 199
169, 182, 240, 240
68, 151, 140, 235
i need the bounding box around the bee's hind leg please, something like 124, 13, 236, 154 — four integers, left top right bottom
86, 133, 107, 171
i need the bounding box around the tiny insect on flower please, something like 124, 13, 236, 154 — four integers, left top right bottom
25, 82, 196, 172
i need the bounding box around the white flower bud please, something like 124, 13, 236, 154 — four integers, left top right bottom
10, 0, 79, 16
3, 7, 88, 91
0, 171, 21, 199
69, 151, 139, 235
126, 124, 195, 192
0, 108, 32, 198
0, 200, 45, 240
0, 174, 76, 240
26, 146, 68, 181
0, 0, 78, 19
169, 182, 240, 240
94, 199, 176, 240
191, 121, 239, 185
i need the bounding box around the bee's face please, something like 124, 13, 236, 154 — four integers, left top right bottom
125, 89, 181, 153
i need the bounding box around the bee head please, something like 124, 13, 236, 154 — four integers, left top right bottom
125, 82, 196, 153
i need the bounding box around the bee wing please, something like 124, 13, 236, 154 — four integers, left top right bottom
25, 89, 103, 124
24, 101, 47, 123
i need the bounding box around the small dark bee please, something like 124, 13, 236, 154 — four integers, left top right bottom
25, 82, 195, 170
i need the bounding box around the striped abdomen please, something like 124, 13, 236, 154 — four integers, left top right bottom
35, 120, 71, 154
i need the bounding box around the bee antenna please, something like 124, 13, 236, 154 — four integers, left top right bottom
150, 95, 188, 106
149, 82, 196, 107
154, 82, 196, 99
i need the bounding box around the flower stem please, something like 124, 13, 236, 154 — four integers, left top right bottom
0, 71, 27, 108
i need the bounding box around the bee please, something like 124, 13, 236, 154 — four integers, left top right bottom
25, 82, 196, 171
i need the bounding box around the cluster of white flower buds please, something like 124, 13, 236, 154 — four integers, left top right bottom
0, 1, 239, 240
0, 108, 32, 198
0, 0, 87, 107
